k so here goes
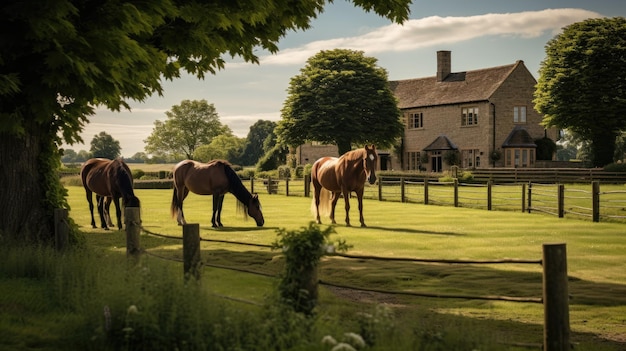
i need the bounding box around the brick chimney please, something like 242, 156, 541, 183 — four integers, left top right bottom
436, 50, 451, 82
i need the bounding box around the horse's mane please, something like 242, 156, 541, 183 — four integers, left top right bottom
111, 159, 140, 207
219, 161, 252, 216
340, 148, 366, 161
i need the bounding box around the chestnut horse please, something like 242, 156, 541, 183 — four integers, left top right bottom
80, 158, 140, 230
311, 145, 378, 227
171, 160, 264, 227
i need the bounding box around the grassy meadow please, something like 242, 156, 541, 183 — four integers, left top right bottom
1, 182, 625, 350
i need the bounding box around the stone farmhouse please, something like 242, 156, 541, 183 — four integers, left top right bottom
296, 50, 558, 171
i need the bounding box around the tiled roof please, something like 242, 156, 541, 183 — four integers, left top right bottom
424, 135, 458, 151
502, 126, 537, 148
389, 61, 523, 109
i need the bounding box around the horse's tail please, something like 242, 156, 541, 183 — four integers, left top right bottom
170, 186, 179, 218
311, 188, 332, 218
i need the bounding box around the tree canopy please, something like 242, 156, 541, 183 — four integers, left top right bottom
0, 0, 410, 242
144, 99, 231, 159
276, 49, 403, 155
90, 131, 121, 159
534, 17, 626, 167
240, 120, 278, 166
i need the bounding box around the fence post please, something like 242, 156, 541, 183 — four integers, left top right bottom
286, 177, 290, 196
250, 177, 254, 194
454, 178, 459, 207
183, 223, 201, 280
487, 181, 492, 211
378, 176, 383, 201
557, 184, 564, 218
522, 183, 526, 212
592, 181, 600, 222
527, 182, 533, 213
125, 207, 141, 259
424, 179, 429, 205
543, 243, 570, 351
400, 177, 406, 203
304, 174, 311, 197
54, 208, 69, 251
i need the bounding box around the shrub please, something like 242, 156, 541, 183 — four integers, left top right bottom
278, 165, 291, 179
132, 169, 145, 180
604, 162, 626, 172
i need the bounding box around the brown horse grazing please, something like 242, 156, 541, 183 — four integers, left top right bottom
171, 160, 264, 228
81, 158, 141, 230
311, 145, 378, 227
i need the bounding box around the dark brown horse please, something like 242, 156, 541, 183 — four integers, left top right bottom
311, 145, 378, 227
81, 158, 140, 230
171, 160, 264, 227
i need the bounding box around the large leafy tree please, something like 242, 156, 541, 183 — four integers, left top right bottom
534, 17, 626, 167
0, 1, 410, 243
276, 49, 404, 155
240, 120, 277, 166
192, 134, 246, 163
90, 131, 121, 159
144, 99, 229, 159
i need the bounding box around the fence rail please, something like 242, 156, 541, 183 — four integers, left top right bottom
118, 208, 570, 351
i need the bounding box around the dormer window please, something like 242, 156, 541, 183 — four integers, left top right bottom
462, 107, 478, 126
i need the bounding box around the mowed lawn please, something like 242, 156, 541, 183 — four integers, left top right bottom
66, 185, 626, 348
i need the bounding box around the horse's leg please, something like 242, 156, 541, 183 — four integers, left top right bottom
86, 190, 97, 228
177, 187, 189, 225
104, 197, 114, 227
355, 188, 366, 227
313, 183, 322, 224
341, 190, 351, 226
96, 195, 109, 230
113, 197, 122, 230
330, 192, 341, 225
212, 194, 225, 228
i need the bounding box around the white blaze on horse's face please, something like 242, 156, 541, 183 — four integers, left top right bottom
364, 145, 378, 185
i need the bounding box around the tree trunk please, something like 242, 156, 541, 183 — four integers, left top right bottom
591, 132, 617, 167
336, 139, 352, 156
0, 129, 57, 243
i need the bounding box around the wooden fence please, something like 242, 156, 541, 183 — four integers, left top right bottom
119, 207, 571, 351
260, 177, 626, 223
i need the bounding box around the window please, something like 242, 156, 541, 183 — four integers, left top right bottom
462, 107, 478, 126
408, 112, 423, 129
504, 148, 535, 167
461, 149, 480, 168
514, 106, 527, 123
406, 151, 422, 170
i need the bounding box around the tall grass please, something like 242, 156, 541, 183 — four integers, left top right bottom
0, 243, 522, 350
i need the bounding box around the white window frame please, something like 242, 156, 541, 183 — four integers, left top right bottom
514, 106, 527, 123
462, 107, 479, 126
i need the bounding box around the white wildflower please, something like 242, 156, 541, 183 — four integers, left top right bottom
127, 305, 138, 315
325, 244, 335, 254
343, 332, 366, 348
331, 343, 357, 351
321, 335, 337, 346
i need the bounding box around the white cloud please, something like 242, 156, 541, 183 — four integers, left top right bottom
257, 8, 601, 66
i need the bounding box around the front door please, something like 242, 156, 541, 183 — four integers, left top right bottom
431, 154, 442, 172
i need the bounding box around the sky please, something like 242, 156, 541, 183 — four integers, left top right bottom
63, 0, 626, 157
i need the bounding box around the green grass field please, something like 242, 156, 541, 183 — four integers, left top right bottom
61, 185, 626, 349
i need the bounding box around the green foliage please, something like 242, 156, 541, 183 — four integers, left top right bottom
443, 150, 460, 166
145, 100, 232, 159
90, 131, 121, 159
192, 134, 246, 162
256, 144, 289, 172
272, 223, 350, 315
535, 137, 557, 161
534, 17, 626, 167
278, 165, 292, 179
240, 120, 278, 166
276, 49, 404, 155
131, 169, 145, 180
603, 163, 626, 172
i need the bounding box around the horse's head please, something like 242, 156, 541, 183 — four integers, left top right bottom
248, 193, 265, 226
124, 195, 141, 208
363, 144, 378, 185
